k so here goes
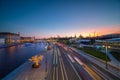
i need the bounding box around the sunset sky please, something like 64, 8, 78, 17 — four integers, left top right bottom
0, 0, 120, 38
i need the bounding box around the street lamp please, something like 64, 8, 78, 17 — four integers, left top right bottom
45, 45, 48, 80
103, 44, 110, 69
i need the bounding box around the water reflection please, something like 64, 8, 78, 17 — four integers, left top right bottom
0, 43, 46, 79
8, 46, 15, 54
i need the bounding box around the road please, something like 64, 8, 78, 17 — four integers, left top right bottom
48, 43, 120, 80
70, 47, 120, 80
67, 45, 120, 80
49, 43, 96, 80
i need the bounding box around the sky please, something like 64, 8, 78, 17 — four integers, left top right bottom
0, 0, 120, 38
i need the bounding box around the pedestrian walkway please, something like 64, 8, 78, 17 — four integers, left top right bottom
70, 47, 120, 79
107, 51, 120, 67
101, 49, 120, 68
2, 50, 53, 80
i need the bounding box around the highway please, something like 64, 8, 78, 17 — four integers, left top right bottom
69, 48, 120, 80
59, 42, 119, 80
58, 46, 94, 80
49, 45, 82, 80
60, 43, 120, 80
62, 47, 103, 80
48, 43, 120, 80
49, 43, 97, 80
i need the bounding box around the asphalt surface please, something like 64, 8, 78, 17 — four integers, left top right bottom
59, 46, 94, 80
49, 43, 100, 80
70, 47, 120, 80
49, 45, 82, 80
51, 43, 120, 80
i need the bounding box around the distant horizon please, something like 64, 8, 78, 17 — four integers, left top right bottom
1, 0, 120, 38
0, 31, 120, 39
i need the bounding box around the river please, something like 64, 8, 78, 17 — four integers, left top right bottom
0, 42, 46, 79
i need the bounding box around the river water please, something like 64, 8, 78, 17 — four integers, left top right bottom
0, 42, 46, 79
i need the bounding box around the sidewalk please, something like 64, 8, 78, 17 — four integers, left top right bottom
101, 49, 120, 68
70, 47, 120, 79
2, 49, 53, 80
107, 51, 120, 68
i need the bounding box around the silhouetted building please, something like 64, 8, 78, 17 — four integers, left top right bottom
100, 33, 120, 39
0, 32, 20, 45
20, 37, 35, 43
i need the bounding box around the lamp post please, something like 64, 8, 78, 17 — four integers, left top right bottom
103, 43, 110, 69
45, 44, 48, 80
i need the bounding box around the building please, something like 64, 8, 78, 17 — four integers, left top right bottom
100, 33, 120, 39
0, 32, 20, 45
20, 37, 35, 43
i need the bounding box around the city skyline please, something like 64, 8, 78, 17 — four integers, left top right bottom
0, 0, 120, 38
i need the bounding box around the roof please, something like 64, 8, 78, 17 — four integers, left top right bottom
0, 32, 19, 36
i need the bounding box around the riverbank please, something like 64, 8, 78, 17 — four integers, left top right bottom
2, 49, 53, 80
0, 42, 47, 79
